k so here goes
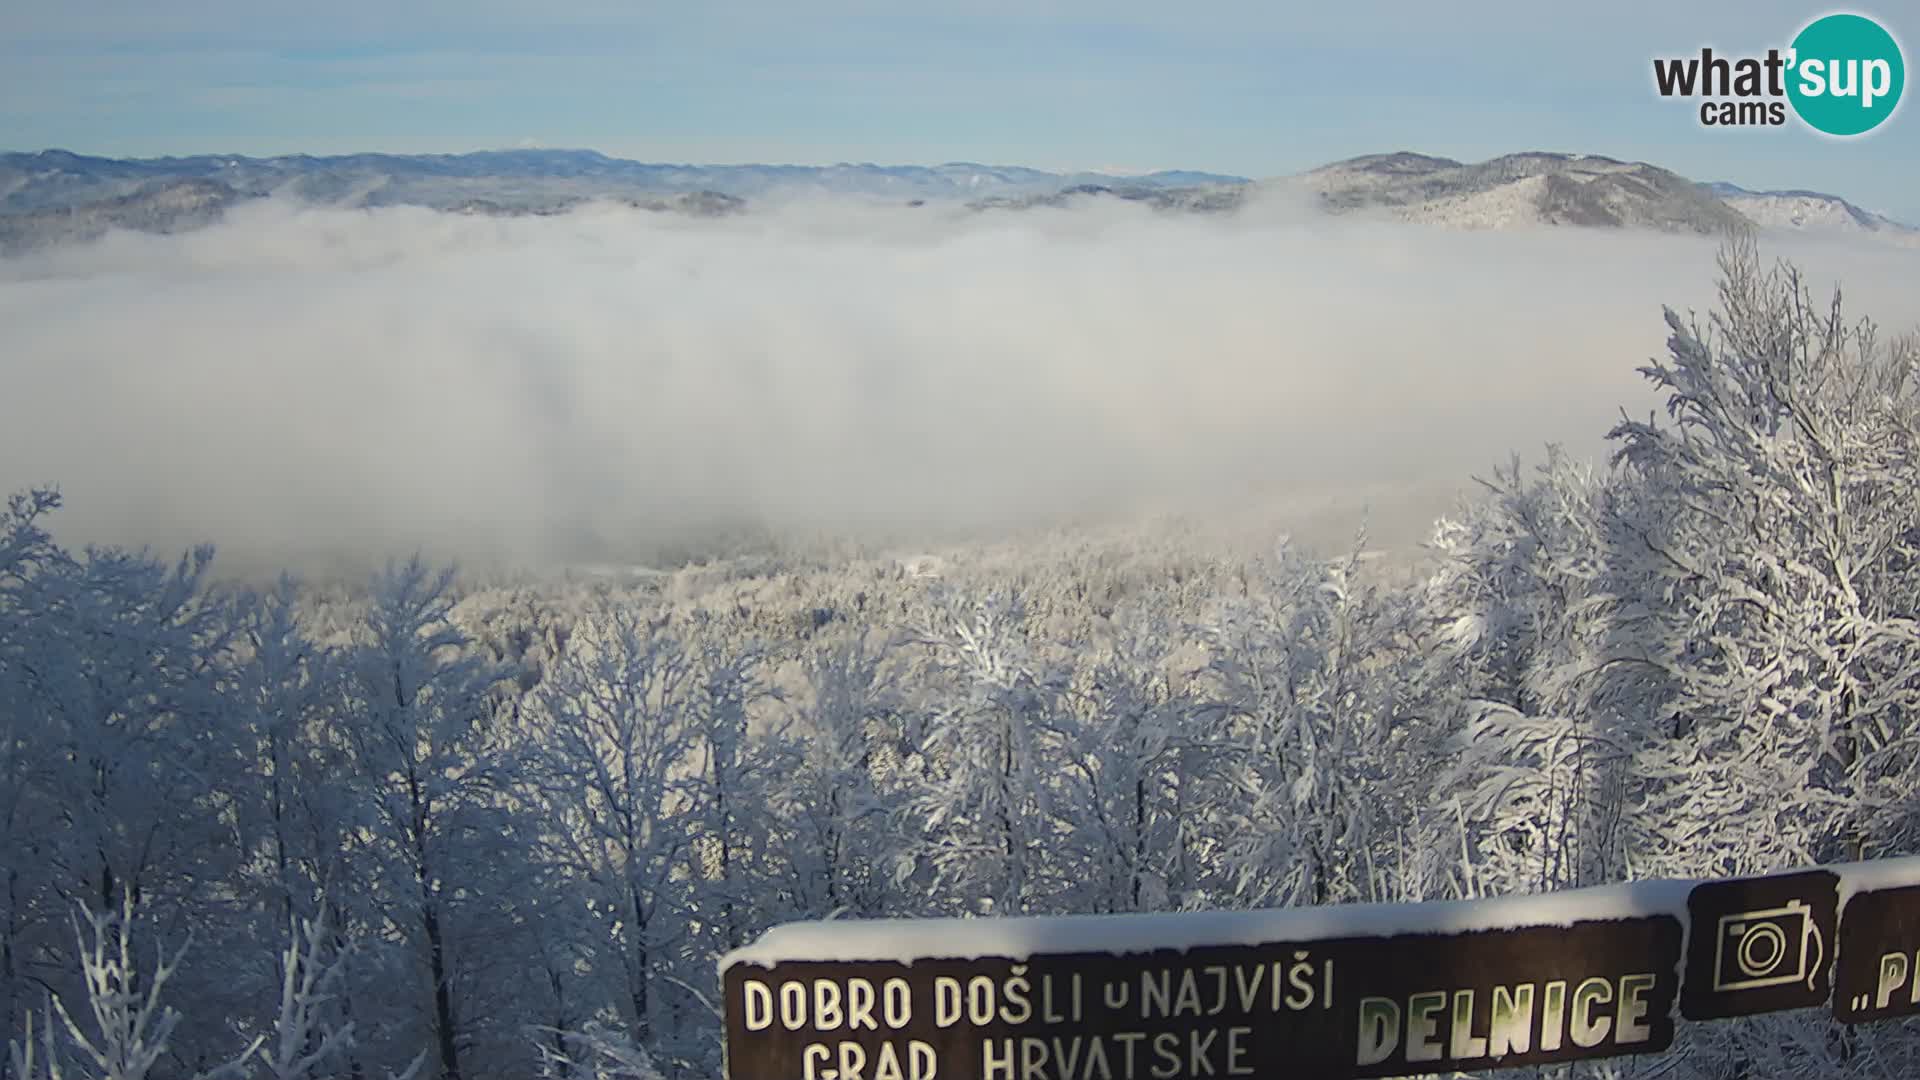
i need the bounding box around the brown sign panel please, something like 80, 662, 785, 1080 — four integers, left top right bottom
723, 918, 1681, 1080
1835, 882, 1920, 1023
1680, 870, 1838, 1021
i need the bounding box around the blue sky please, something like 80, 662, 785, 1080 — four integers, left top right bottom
5, 0, 1917, 221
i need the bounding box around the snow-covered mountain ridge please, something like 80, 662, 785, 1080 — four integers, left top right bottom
1296, 151, 1913, 237
0, 146, 1910, 252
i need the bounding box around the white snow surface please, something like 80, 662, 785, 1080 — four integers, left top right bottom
1836, 854, 1920, 907
727, 859, 1920, 970
722, 879, 1696, 970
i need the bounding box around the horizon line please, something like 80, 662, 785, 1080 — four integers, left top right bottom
0, 144, 1261, 180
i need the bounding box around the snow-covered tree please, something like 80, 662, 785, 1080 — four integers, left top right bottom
899, 589, 1068, 914
1201, 535, 1432, 909
1609, 238, 1920, 876
525, 605, 697, 1049
680, 619, 783, 954
0, 489, 70, 1059
230, 578, 354, 928
337, 558, 516, 1080
1051, 608, 1194, 913
1422, 453, 1645, 897
779, 634, 903, 917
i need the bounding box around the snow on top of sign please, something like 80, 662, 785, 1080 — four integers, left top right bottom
1837, 855, 1920, 907
721, 880, 1696, 971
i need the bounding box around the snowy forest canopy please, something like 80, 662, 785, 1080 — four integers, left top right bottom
5, 240, 1920, 1080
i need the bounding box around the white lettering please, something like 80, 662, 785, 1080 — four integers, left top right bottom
804, 1044, 831, 1080
1616, 974, 1655, 1045
1864, 58, 1891, 108
849, 979, 877, 1031
1150, 1032, 1181, 1079
885, 979, 913, 1028
1449, 990, 1488, 1059
1487, 984, 1534, 1057
936, 978, 963, 1029
815, 981, 844, 1032
1570, 977, 1613, 1049
968, 976, 997, 1026
1226, 1026, 1253, 1076
1540, 981, 1567, 1052
983, 1038, 1015, 1080
1879, 952, 1911, 1010
1356, 997, 1400, 1067
745, 981, 774, 1031
782, 982, 809, 1031
1406, 992, 1445, 1063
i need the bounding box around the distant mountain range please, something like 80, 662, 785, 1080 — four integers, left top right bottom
0, 147, 1911, 253
0, 147, 1238, 211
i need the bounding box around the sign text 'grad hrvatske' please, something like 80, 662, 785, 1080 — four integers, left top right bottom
722, 914, 1683, 1080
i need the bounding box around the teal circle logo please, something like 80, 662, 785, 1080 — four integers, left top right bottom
1787, 13, 1905, 136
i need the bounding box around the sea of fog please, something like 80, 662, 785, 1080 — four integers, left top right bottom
2, 189, 1916, 574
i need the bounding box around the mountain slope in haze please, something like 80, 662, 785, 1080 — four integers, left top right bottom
1299, 151, 1756, 234
0, 148, 1250, 251
0, 176, 749, 253
0, 177, 252, 253
1706, 180, 1916, 236
967, 182, 1247, 213
0, 148, 1247, 214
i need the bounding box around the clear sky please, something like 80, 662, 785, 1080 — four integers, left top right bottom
5, 0, 1916, 221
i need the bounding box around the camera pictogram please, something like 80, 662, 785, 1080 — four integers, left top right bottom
1713, 900, 1825, 993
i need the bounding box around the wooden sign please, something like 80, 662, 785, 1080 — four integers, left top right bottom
1833, 857, 1920, 1024
722, 884, 1689, 1080
723, 859, 1920, 1080
1679, 869, 1838, 1021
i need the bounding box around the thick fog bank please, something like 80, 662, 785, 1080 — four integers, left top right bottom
2, 193, 1915, 572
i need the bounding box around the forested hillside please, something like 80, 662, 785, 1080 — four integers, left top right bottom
5, 240, 1920, 1080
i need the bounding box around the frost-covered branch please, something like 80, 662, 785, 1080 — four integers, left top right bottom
258, 904, 356, 1080
47, 893, 261, 1080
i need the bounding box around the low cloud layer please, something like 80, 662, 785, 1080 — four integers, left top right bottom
2, 194, 1916, 571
